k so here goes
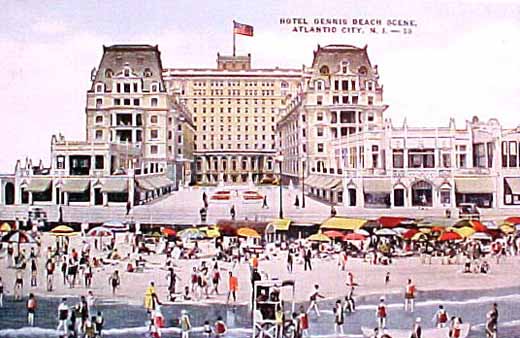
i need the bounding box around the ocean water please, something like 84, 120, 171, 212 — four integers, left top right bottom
1, 287, 519, 337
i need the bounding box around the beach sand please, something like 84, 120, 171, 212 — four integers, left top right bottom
1, 233, 519, 310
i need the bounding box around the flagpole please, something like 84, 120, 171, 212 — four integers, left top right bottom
232, 20, 236, 56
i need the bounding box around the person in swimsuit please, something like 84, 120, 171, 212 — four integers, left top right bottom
14, 269, 24, 301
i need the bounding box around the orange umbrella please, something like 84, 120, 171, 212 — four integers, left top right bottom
438, 231, 462, 241
161, 228, 177, 237
237, 227, 261, 238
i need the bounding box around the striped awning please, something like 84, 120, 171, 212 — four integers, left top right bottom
62, 180, 90, 193
363, 178, 392, 193
102, 179, 128, 193
26, 179, 52, 193
136, 177, 155, 191
324, 178, 342, 190
321, 217, 367, 231
455, 177, 494, 194
505, 178, 520, 195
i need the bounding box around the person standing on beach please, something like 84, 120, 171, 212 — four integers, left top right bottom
287, 249, 293, 273
126, 201, 131, 215
214, 316, 227, 337
376, 297, 387, 330
108, 270, 120, 295
262, 195, 268, 208
57, 298, 69, 333
333, 299, 345, 335
486, 303, 498, 338
307, 284, 325, 317
30, 258, 38, 287
0, 277, 4, 307
166, 268, 180, 301
299, 305, 309, 337
344, 286, 356, 313
432, 305, 449, 328
304, 247, 312, 271
404, 278, 416, 312
411, 317, 422, 338
210, 265, 221, 295
14, 269, 24, 301
230, 205, 236, 220
226, 271, 238, 305
180, 310, 192, 338
385, 272, 390, 286
95, 311, 104, 337
144, 281, 161, 312
46, 258, 55, 291
26, 293, 37, 326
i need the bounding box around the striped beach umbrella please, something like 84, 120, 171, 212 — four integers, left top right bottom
87, 226, 114, 237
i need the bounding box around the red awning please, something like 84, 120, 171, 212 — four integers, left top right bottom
378, 216, 407, 228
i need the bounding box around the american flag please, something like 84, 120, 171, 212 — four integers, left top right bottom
234, 21, 254, 37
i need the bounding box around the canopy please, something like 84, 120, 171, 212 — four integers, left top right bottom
453, 226, 476, 238
87, 226, 113, 237
270, 219, 292, 231
2, 231, 36, 244
470, 232, 492, 241
27, 179, 51, 193
343, 233, 366, 241
103, 220, 128, 232
378, 216, 408, 228
438, 231, 462, 241
161, 228, 177, 237
136, 177, 156, 191
321, 217, 366, 231
237, 227, 261, 238
505, 177, 520, 195
307, 233, 331, 242
375, 228, 400, 236
102, 179, 128, 193
323, 230, 345, 239
455, 177, 494, 194
363, 178, 392, 193
62, 180, 90, 193
0, 222, 12, 232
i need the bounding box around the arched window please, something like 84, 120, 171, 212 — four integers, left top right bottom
95, 116, 103, 124
358, 66, 367, 75
319, 65, 330, 75
281, 81, 289, 88
341, 61, 349, 74
151, 98, 158, 107
105, 69, 113, 78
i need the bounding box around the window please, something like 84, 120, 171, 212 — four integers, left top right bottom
150, 129, 158, 139
116, 83, 121, 93
367, 113, 374, 122
393, 150, 404, 168
150, 145, 158, 154
95, 116, 103, 124
333, 96, 339, 104
368, 96, 374, 105
114, 98, 121, 105
104, 69, 113, 78
95, 155, 104, 170
317, 143, 324, 152
342, 80, 348, 91
341, 61, 349, 73
123, 98, 130, 105
96, 84, 103, 93
151, 84, 158, 92
317, 127, 324, 137
151, 98, 158, 107
56, 155, 65, 169
96, 98, 102, 107
317, 95, 323, 105
319, 65, 329, 75
133, 83, 138, 92
144, 68, 152, 77
316, 80, 323, 90
150, 115, 158, 123
133, 98, 140, 106
442, 153, 451, 168
124, 68, 130, 77
124, 83, 131, 93
317, 112, 323, 121
509, 141, 517, 167
95, 130, 103, 140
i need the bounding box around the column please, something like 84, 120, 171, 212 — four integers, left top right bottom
237, 155, 243, 182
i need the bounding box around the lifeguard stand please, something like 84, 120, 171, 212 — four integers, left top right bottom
252, 279, 295, 338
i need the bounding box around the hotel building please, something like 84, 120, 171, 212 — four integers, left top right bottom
278, 44, 520, 209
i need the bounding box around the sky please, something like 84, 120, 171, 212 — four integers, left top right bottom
0, 0, 519, 173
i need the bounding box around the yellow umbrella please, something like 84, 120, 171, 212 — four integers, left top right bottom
307, 232, 331, 242
411, 232, 428, 241
49, 231, 80, 237
50, 225, 75, 233
418, 227, 432, 234
0, 222, 12, 232
500, 224, 515, 234
454, 226, 476, 238
200, 226, 221, 238
237, 227, 261, 238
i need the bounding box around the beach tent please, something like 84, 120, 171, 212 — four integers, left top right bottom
199, 226, 220, 238
321, 217, 366, 231
411, 232, 428, 241
178, 228, 204, 240
237, 227, 261, 238
504, 217, 520, 224
499, 224, 515, 234
307, 232, 331, 242
50, 225, 76, 234
354, 229, 370, 236
403, 228, 419, 239
2, 230, 37, 251
470, 232, 492, 241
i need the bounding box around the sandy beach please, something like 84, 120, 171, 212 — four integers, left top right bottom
1, 232, 520, 311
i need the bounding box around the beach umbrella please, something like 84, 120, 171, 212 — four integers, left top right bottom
50, 225, 75, 234
403, 228, 419, 239
237, 227, 261, 238
377, 216, 408, 228
431, 226, 445, 233
354, 229, 370, 236
418, 227, 432, 234
161, 228, 177, 237
454, 226, 476, 238
323, 230, 345, 239
505, 217, 520, 224
374, 228, 399, 236
470, 220, 487, 232
392, 227, 409, 234
411, 232, 428, 241
438, 231, 462, 241
2, 230, 36, 244
87, 226, 113, 237
178, 228, 204, 240
307, 232, 331, 242
200, 226, 220, 238
470, 232, 492, 241
482, 221, 498, 230
500, 224, 515, 234
343, 233, 366, 241
0, 222, 12, 232
146, 231, 163, 238
103, 220, 129, 232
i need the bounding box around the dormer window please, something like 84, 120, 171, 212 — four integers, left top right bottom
319, 65, 330, 75
316, 80, 324, 91
124, 68, 130, 77
144, 68, 152, 77
341, 61, 349, 74
105, 69, 113, 78
95, 83, 104, 93
151, 83, 159, 92
358, 66, 367, 75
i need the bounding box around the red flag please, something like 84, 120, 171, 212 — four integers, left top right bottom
234, 21, 253, 37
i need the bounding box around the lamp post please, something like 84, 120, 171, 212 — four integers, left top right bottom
301, 160, 306, 208
276, 155, 284, 219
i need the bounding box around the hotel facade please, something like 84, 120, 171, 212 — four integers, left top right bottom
277, 44, 520, 209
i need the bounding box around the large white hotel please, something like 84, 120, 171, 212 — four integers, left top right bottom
0, 43, 519, 210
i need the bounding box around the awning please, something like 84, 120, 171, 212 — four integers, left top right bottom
304, 175, 319, 187
136, 177, 155, 191
455, 177, 494, 194
62, 180, 90, 193
505, 178, 520, 195
324, 178, 342, 190
321, 217, 367, 231
363, 178, 392, 193
26, 179, 52, 193
156, 176, 174, 187
102, 179, 128, 193
270, 219, 292, 231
